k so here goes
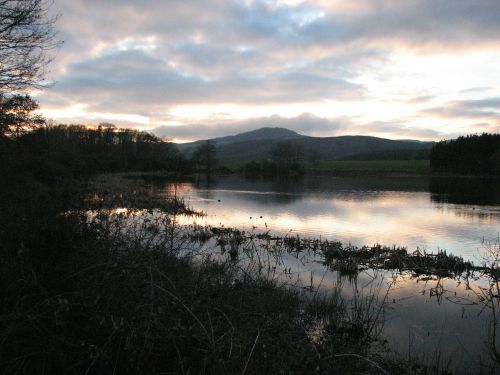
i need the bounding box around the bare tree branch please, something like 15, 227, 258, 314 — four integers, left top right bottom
0, 0, 61, 93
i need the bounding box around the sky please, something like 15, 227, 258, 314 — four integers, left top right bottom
37, 0, 500, 142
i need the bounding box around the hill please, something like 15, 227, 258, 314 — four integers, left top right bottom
175, 127, 433, 162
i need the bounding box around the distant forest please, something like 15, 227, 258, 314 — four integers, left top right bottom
1, 124, 188, 182
430, 133, 500, 175
3, 115, 499, 181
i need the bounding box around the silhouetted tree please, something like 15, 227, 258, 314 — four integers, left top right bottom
270, 141, 304, 176
430, 133, 500, 175
0, 94, 44, 138
11, 124, 186, 180
193, 140, 217, 175
0, 0, 60, 92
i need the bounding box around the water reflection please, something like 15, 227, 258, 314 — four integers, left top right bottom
430, 177, 500, 206
381, 272, 494, 373
184, 224, 499, 373
154, 175, 500, 373
164, 176, 500, 261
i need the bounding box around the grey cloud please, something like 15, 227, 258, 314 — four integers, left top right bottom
37, 0, 500, 140
422, 97, 500, 119
152, 113, 348, 140
51, 0, 500, 65
460, 87, 491, 95
229, 0, 328, 42
45, 47, 363, 115
472, 122, 500, 134
50, 0, 500, 75
170, 42, 260, 70
152, 114, 442, 142
406, 95, 435, 104
359, 121, 442, 139
299, 0, 500, 48
48, 50, 206, 114
457, 98, 500, 110
422, 107, 498, 119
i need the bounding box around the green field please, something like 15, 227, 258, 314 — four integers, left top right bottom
219, 159, 430, 175
305, 159, 430, 175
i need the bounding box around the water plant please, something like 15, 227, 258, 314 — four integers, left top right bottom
2, 173, 498, 374
0, 175, 403, 374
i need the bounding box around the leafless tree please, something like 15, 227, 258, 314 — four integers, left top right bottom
0, 0, 60, 93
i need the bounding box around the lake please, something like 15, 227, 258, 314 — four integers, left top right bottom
166, 175, 499, 262
154, 174, 500, 373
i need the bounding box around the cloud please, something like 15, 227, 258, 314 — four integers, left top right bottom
35, 0, 500, 141
152, 113, 444, 142
406, 95, 435, 104
52, 0, 500, 51
300, 0, 500, 50
422, 97, 500, 119
356, 121, 442, 139
457, 98, 500, 110
43, 46, 363, 117
153, 113, 348, 140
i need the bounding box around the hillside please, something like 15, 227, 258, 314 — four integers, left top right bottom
175, 127, 433, 161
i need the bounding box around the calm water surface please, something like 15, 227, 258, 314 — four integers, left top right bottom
158, 175, 500, 372
167, 175, 500, 262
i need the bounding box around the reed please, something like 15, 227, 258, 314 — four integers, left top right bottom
1, 173, 484, 374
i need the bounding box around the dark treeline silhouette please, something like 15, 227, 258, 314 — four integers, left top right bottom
191, 139, 217, 175
1, 3, 423, 373
244, 140, 305, 177
1, 124, 188, 183
430, 133, 500, 175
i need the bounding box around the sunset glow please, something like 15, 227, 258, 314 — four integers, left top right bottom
38, 0, 500, 141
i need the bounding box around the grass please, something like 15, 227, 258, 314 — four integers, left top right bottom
0, 175, 413, 375
2, 173, 497, 374
192, 228, 479, 280
305, 160, 430, 175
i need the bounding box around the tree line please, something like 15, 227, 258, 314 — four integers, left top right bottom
430, 133, 500, 175
1, 121, 190, 183
243, 140, 305, 177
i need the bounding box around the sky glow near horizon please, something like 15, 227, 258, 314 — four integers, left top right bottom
37, 0, 500, 142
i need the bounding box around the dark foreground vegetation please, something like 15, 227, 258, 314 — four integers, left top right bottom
1, 100, 499, 373
2, 121, 500, 373
2, 1, 498, 372
0, 169, 428, 374
0, 233, 388, 374
2, 189, 498, 374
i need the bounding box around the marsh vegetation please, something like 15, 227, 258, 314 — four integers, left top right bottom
2, 170, 499, 374
1, 1, 499, 373
0, 175, 420, 374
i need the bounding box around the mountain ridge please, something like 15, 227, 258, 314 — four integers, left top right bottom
206, 127, 304, 145
175, 127, 433, 161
